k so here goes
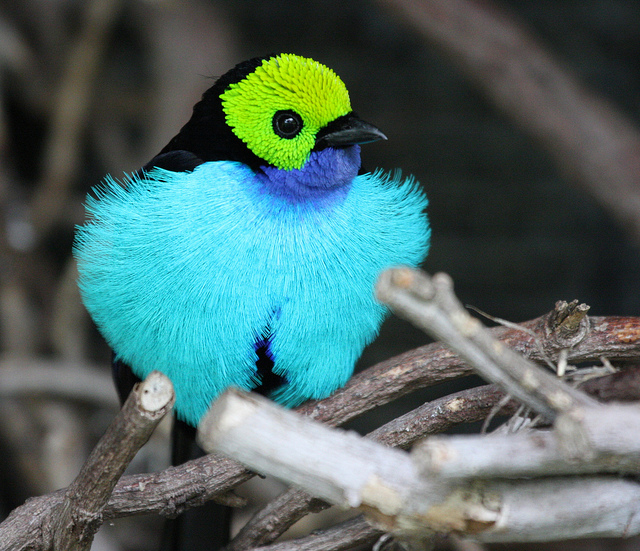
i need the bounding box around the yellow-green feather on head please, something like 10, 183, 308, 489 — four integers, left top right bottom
220, 53, 352, 171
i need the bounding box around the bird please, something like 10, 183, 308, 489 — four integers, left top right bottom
73, 52, 430, 548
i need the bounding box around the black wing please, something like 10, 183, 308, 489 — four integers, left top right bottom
141, 150, 205, 173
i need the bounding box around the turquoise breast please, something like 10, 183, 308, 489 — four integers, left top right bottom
74, 161, 429, 426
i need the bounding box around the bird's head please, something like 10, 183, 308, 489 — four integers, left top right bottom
219, 53, 385, 171
163, 53, 386, 193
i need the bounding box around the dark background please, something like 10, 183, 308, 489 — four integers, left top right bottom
1, 1, 640, 549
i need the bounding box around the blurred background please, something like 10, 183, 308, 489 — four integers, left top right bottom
1, 0, 640, 549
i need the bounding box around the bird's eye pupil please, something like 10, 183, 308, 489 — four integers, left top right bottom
273, 110, 303, 139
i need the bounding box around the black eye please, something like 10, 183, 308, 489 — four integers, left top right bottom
272, 110, 303, 139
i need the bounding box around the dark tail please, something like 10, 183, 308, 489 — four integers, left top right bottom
161, 419, 232, 551
112, 357, 232, 551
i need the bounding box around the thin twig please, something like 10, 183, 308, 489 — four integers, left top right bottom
467, 305, 556, 370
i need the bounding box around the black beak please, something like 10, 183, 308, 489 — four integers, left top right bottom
315, 113, 387, 148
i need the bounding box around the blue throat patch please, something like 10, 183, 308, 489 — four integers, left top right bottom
256, 146, 360, 204
74, 149, 430, 426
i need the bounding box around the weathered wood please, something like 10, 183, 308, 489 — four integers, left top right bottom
415, 402, 640, 479
200, 389, 640, 543
375, 268, 599, 420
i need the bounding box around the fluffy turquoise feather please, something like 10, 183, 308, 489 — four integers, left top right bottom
75, 161, 429, 426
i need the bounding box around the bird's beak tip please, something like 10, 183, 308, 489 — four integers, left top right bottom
316, 115, 387, 148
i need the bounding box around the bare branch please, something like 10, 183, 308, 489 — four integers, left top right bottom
1, 372, 174, 551
376, 268, 599, 420
296, 312, 640, 428
51, 371, 174, 550
415, 401, 640, 479
200, 389, 640, 543
579, 365, 640, 401
197, 390, 438, 523
226, 385, 511, 551
249, 472, 640, 549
